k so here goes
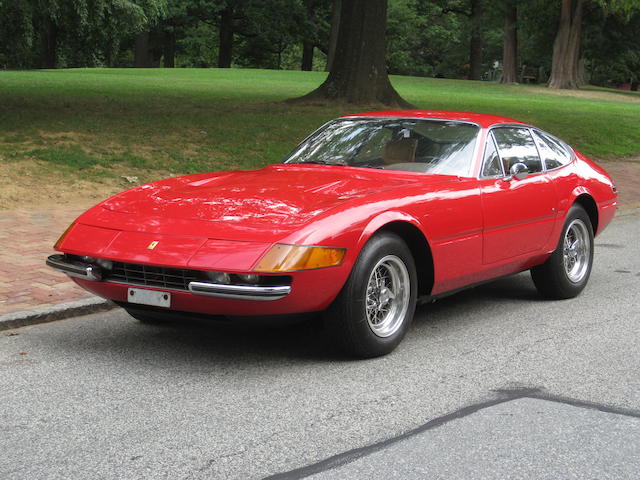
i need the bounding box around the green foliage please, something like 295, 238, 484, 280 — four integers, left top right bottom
0, 0, 168, 68
594, 0, 640, 19
0, 0, 37, 68
235, 0, 307, 69
386, 0, 466, 77
0, 0, 639, 91
586, 10, 640, 85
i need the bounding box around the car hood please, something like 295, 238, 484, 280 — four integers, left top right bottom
83, 165, 456, 243
101, 165, 419, 224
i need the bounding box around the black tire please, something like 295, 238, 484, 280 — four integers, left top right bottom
531, 204, 594, 299
324, 232, 418, 358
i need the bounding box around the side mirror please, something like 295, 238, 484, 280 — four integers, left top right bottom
504, 162, 529, 181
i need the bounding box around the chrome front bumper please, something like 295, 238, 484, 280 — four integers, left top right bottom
46, 254, 103, 281
188, 282, 291, 301
46, 254, 291, 301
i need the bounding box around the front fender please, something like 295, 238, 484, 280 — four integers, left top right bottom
357, 211, 425, 251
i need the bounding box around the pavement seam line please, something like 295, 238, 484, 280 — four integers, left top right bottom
262, 389, 537, 480
263, 387, 640, 480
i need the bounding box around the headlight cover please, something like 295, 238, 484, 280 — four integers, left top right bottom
54, 223, 75, 250
254, 244, 346, 272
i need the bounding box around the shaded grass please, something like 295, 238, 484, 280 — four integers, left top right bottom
0, 68, 638, 188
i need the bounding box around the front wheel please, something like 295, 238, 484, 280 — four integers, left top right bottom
324, 232, 417, 358
531, 204, 594, 299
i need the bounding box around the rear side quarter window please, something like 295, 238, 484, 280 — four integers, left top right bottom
532, 130, 573, 170
492, 127, 543, 174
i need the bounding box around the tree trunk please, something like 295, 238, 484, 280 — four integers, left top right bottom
325, 0, 341, 72
163, 32, 176, 68
40, 16, 57, 69
218, 6, 234, 68
291, 0, 410, 107
301, 42, 314, 71
134, 32, 150, 67
548, 0, 583, 89
500, 2, 518, 83
468, 0, 484, 80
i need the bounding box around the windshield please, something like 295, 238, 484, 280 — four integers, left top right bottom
283, 118, 480, 176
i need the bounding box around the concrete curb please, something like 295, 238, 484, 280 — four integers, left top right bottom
0, 297, 117, 332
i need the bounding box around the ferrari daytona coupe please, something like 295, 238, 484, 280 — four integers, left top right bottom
47, 110, 618, 357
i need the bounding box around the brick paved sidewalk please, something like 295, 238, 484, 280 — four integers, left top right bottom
1, 161, 639, 319
0, 206, 91, 316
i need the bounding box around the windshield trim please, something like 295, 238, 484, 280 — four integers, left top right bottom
283, 117, 482, 177
284, 117, 482, 177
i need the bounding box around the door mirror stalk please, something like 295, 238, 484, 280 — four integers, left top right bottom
504, 162, 529, 181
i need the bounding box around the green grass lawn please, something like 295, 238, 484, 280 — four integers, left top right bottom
1, 68, 639, 190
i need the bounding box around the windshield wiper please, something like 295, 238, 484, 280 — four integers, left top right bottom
300, 160, 340, 166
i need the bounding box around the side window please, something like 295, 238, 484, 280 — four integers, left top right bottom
492, 127, 543, 174
533, 130, 572, 170
481, 132, 504, 177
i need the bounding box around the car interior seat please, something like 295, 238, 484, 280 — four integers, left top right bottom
383, 138, 418, 165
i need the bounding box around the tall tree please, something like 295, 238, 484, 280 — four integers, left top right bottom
325, 0, 340, 71
548, 0, 640, 89
440, 0, 487, 80
548, 0, 583, 88
299, 0, 331, 71
38, 14, 58, 68
468, 0, 484, 80
500, 0, 518, 83
217, 2, 235, 67
290, 0, 409, 106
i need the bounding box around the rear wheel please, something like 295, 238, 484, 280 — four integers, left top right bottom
324, 232, 417, 358
531, 204, 594, 299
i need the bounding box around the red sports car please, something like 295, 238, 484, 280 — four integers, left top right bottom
47, 111, 617, 357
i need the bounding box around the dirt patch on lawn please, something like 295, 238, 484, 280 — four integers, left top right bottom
0, 160, 162, 210
522, 86, 640, 104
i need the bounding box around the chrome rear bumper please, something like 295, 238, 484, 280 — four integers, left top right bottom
46, 254, 291, 301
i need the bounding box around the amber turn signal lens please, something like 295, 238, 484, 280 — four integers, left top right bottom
54, 223, 75, 250
255, 244, 346, 272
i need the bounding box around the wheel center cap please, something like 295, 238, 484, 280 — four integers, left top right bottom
379, 288, 392, 305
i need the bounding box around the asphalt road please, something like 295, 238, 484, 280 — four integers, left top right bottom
1, 214, 639, 480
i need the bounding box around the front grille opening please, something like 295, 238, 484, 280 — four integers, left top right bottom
109, 262, 202, 291
66, 255, 291, 292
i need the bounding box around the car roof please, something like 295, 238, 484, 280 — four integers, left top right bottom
342, 110, 527, 129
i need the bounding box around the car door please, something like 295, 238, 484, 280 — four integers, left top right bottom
479, 127, 558, 265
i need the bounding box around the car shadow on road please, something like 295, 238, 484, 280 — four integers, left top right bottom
44, 273, 544, 366
466, 272, 543, 301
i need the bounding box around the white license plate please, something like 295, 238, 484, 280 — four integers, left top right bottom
127, 288, 171, 308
